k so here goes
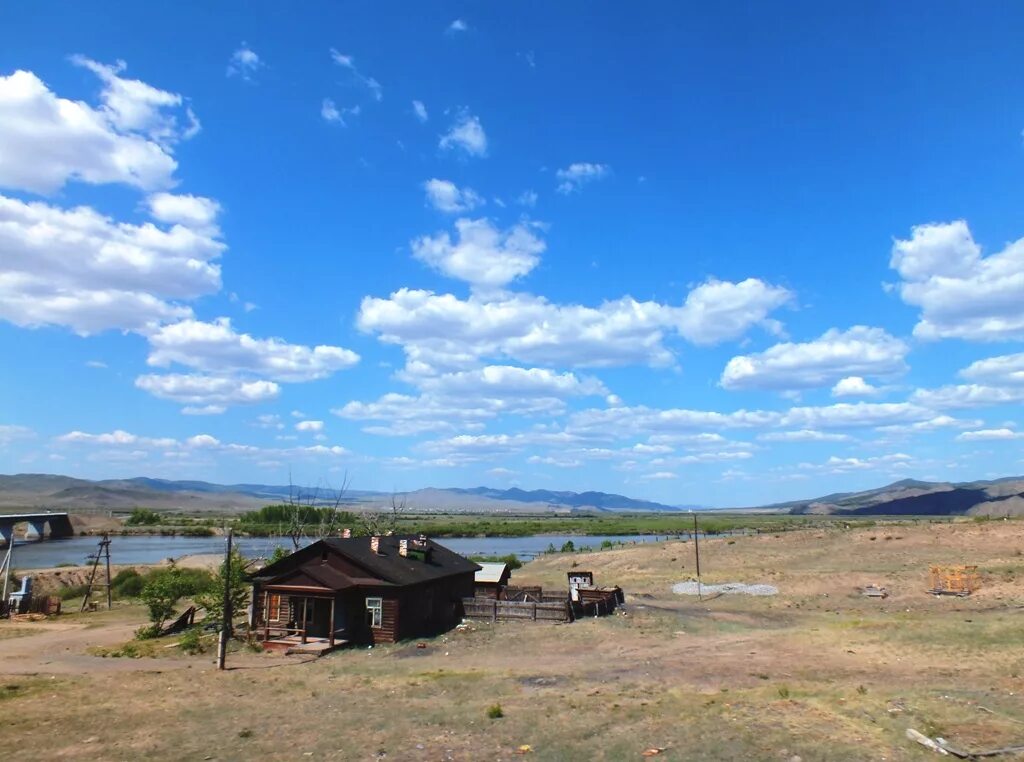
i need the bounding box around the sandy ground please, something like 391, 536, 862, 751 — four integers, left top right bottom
0, 519, 1022, 761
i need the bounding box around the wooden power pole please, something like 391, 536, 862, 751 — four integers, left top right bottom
217, 529, 233, 671
691, 511, 703, 601
80, 534, 112, 612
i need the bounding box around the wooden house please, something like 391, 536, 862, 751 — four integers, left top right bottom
473, 562, 512, 599
249, 535, 479, 651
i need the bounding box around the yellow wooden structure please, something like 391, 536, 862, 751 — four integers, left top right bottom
927, 565, 980, 596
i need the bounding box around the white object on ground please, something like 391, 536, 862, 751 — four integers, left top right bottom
672, 581, 778, 596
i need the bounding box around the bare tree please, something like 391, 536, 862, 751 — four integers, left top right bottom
282, 469, 350, 549
358, 491, 407, 536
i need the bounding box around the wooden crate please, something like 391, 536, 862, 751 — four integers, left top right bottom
928, 565, 980, 596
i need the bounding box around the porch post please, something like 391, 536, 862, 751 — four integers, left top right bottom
263, 589, 270, 642
329, 597, 336, 647
301, 597, 309, 644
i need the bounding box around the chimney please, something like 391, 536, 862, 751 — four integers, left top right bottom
399, 539, 408, 557
341, 528, 351, 539
370, 536, 380, 554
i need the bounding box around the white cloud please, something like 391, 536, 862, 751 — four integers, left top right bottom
423, 179, 484, 213
447, 19, 468, 33
412, 100, 428, 123
640, 471, 677, 480
145, 317, 359, 382
956, 428, 1024, 442
227, 43, 263, 81
960, 352, 1024, 386
69, 56, 199, 146
181, 404, 225, 416
329, 49, 382, 101
147, 192, 221, 232
758, 430, 852, 442
359, 278, 790, 372
296, 420, 325, 432
411, 218, 544, 288
876, 415, 982, 434
912, 384, 1024, 409
721, 327, 908, 391
57, 429, 177, 448
891, 220, 1024, 341
517, 190, 538, 208
321, 98, 360, 126
0, 194, 223, 334
0, 425, 34, 446
822, 453, 914, 473
415, 365, 608, 399
135, 373, 280, 408
832, 376, 880, 397
439, 112, 487, 157
0, 68, 181, 194
675, 279, 792, 346
556, 163, 610, 194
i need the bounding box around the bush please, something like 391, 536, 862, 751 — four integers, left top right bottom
111, 568, 144, 598
139, 566, 213, 633
58, 583, 90, 601
486, 704, 504, 719
177, 626, 205, 655
560, 540, 575, 553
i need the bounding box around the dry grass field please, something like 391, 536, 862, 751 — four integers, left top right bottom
1, 519, 1023, 761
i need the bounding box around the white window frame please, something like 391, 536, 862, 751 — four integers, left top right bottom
366, 596, 383, 628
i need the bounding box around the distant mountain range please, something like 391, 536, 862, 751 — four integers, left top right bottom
2, 473, 1022, 517
0, 473, 691, 514
750, 476, 1024, 517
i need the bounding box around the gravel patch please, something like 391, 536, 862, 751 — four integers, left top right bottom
672, 581, 778, 596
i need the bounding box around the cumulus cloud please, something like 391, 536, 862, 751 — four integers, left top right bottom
359, 278, 790, 373
721, 327, 908, 391
447, 19, 468, 34
0, 194, 223, 334
0, 68, 181, 194
556, 163, 610, 194
517, 190, 538, 208
0, 424, 34, 446
412, 100, 428, 122
423, 179, 484, 213
411, 218, 544, 288
832, 376, 880, 397
227, 43, 263, 81
135, 373, 280, 408
147, 192, 221, 232
439, 112, 487, 157
956, 428, 1024, 441
891, 220, 1024, 341
296, 420, 325, 432
144, 317, 359, 382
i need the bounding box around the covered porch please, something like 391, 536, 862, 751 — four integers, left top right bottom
258, 586, 350, 654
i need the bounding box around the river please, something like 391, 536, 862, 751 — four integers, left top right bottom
5, 533, 699, 568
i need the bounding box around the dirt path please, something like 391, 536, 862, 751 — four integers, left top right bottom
0, 619, 198, 674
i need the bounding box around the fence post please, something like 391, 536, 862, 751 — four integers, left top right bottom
532, 602, 537, 621
492, 599, 497, 622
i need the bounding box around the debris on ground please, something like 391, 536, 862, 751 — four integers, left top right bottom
641, 747, 666, 756
861, 585, 889, 598
672, 581, 778, 596
513, 744, 533, 754
906, 728, 1024, 758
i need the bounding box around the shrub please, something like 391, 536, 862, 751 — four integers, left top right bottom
58, 583, 90, 601
194, 547, 250, 631
486, 704, 504, 719
111, 568, 144, 598
139, 565, 213, 633
560, 540, 575, 553
600, 539, 614, 549
178, 627, 205, 655
777, 685, 790, 700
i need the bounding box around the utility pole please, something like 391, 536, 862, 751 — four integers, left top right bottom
0, 540, 13, 617
80, 534, 112, 613
691, 511, 703, 601
217, 529, 233, 671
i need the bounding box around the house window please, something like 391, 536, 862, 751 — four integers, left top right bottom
366, 596, 383, 628
265, 593, 283, 621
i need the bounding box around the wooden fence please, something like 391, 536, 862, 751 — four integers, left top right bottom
463, 597, 572, 623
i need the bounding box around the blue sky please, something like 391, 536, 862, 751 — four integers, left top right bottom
2, 2, 1024, 506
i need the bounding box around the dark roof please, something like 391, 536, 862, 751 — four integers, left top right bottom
252, 535, 480, 588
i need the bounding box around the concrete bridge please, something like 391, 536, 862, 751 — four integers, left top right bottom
0, 512, 74, 546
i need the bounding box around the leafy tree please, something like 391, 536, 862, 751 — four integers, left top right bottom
195, 547, 251, 632
268, 545, 290, 564
140, 566, 189, 633
560, 540, 576, 553
126, 508, 162, 526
